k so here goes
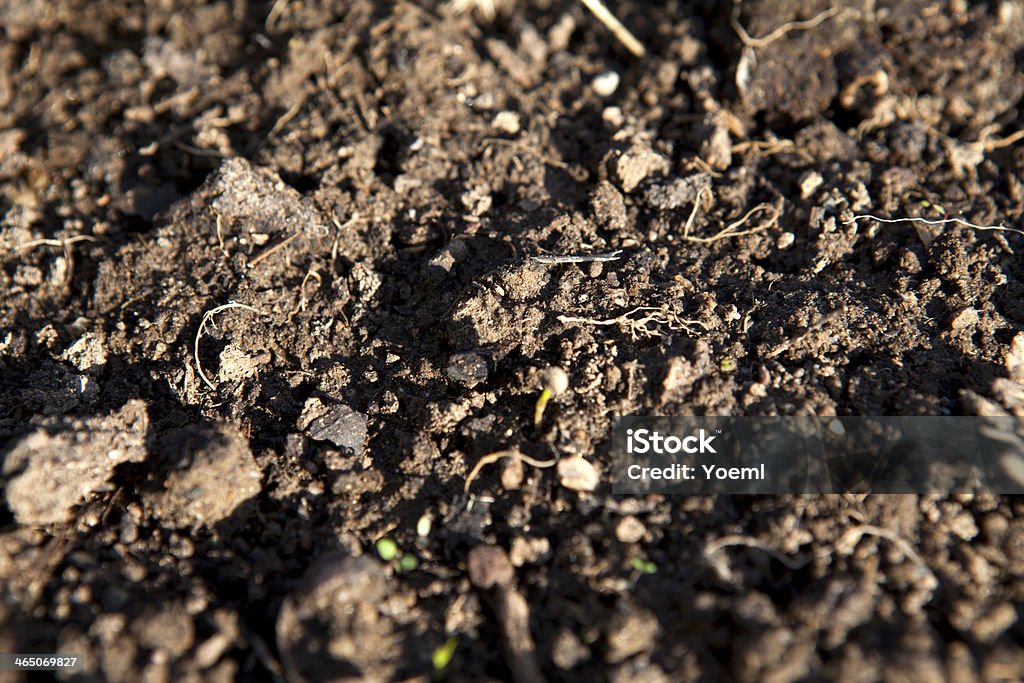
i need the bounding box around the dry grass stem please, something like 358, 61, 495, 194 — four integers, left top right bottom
578, 0, 646, 58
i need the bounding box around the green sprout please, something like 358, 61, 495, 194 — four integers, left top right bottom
376, 538, 399, 561
719, 357, 736, 373
630, 557, 658, 574
432, 636, 459, 673
534, 366, 570, 426
919, 199, 946, 215
376, 537, 420, 572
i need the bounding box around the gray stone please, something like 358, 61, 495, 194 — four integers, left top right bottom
298, 399, 368, 454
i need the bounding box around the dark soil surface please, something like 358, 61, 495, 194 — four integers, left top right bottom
2, 0, 1024, 680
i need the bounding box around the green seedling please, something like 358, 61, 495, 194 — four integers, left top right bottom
630, 557, 658, 574
919, 199, 946, 215
376, 538, 399, 561
719, 357, 737, 373
376, 537, 420, 572
432, 636, 459, 673
534, 366, 570, 426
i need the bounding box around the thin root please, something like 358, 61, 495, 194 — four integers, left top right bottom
464, 450, 557, 494
732, 5, 847, 49
834, 524, 937, 586
704, 534, 810, 576
557, 305, 706, 339
194, 302, 263, 392
845, 214, 1024, 238
682, 186, 714, 240
15, 235, 99, 288
683, 191, 781, 244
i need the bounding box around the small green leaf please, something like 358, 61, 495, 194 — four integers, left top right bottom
630, 557, 657, 574
376, 538, 399, 561
398, 554, 419, 572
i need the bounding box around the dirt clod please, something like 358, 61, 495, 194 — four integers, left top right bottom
148, 424, 261, 527
3, 400, 148, 525
468, 545, 515, 590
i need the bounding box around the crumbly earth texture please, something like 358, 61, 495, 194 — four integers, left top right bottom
1, 0, 1023, 680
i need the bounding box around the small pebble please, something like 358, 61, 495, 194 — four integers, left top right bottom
950, 307, 979, 331
501, 457, 524, 490
799, 170, 824, 199
615, 516, 646, 544
593, 70, 621, 97
776, 232, 795, 249
492, 110, 521, 135
602, 106, 624, 127
558, 455, 599, 492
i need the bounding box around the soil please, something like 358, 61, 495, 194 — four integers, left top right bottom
1, 0, 1023, 681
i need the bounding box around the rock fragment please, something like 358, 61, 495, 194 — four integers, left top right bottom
608, 146, 670, 193
298, 398, 368, 455
642, 173, 711, 211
